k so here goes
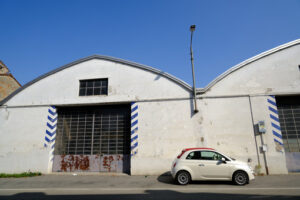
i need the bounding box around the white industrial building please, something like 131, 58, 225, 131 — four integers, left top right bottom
0, 39, 299, 175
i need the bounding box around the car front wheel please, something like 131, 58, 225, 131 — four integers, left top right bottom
176, 171, 191, 185
233, 171, 248, 186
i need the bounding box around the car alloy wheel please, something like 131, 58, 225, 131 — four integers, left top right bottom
233, 171, 248, 186
176, 171, 190, 185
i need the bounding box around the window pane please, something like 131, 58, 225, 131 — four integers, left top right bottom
101, 88, 107, 95
87, 80, 94, 87
102, 81, 108, 86
79, 88, 86, 96
86, 88, 93, 96
200, 151, 223, 160
186, 151, 201, 160
80, 81, 86, 88
94, 80, 101, 87
94, 88, 101, 95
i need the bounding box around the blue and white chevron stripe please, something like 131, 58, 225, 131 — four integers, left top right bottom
45, 106, 57, 161
267, 95, 284, 152
131, 102, 138, 156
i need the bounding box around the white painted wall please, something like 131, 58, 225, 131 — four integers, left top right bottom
0, 107, 50, 173
199, 97, 259, 169
198, 96, 288, 174
132, 100, 204, 175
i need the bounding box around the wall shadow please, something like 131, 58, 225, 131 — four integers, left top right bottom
157, 172, 236, 186
1, 190, 298, 200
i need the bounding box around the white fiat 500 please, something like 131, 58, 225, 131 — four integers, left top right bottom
171, 148, 255, 185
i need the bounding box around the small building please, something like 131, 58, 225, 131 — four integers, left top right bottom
0, 39, 299, 175
0, 61, 21, 101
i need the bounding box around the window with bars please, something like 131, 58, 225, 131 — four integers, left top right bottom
276, 96, 300, 152
54, 105, 130, 155
79, 78, 108, 96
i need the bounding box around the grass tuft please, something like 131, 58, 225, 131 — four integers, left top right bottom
0, 172, 42, 178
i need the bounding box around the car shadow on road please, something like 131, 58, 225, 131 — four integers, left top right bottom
157, 171, 175, 185
0, 190, 298, 200
157, 171, 235, 186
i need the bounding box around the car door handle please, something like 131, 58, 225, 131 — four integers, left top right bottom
198, 164, 205, 166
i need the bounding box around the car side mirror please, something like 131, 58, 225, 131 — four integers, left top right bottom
221, 157, 227, 163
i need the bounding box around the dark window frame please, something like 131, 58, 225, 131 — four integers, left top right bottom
79, 78, 108, 96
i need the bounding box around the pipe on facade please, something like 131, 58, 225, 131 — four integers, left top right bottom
248, 96, 263, 171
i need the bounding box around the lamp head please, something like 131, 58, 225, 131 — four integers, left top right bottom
190, 25, 196, 32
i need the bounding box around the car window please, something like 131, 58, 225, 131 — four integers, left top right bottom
186, 151, 201, 160
200, 151, 225, 161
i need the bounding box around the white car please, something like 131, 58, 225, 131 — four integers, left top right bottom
171, 147, 255, 185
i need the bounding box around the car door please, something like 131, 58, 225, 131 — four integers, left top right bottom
184, 151, 205, 180
198, 151, 232, 180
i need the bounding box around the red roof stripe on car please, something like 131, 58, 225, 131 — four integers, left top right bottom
184, 147, 215, 151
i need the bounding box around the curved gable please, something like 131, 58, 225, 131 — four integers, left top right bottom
199, 39, 300, 95
0, 55, 192, 106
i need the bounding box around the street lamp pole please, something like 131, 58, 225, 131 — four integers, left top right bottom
190, 25, 199, 113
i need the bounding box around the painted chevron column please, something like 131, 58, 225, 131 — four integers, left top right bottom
267, 95, 284, 152
45, 106, 57, 161
131, 102, 138, 156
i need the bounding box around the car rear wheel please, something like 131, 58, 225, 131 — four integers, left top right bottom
233, 171, 248, 186
176, 171, 191, 185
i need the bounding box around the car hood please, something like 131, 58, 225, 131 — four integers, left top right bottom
231, 160, 249, 166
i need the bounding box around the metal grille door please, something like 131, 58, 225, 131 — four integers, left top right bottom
277, 96, 300, 152
276, 96, 300, 172
53, 105, 131, 173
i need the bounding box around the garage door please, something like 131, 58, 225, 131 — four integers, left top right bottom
276, 96, 300, 172
52, 104, 131, 173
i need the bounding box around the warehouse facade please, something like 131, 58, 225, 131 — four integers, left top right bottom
0, 39, 299, 175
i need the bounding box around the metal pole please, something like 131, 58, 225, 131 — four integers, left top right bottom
248, 96, 261, 166
260, 134, 269, 175
248, 96, 269, 175
190, 25, 199, 113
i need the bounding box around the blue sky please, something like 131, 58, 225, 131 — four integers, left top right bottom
1, 0, 300, 88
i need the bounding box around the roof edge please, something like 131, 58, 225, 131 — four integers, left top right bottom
199, 38, 300, 94
0, 74, 22, 87
0, 55, 192, 106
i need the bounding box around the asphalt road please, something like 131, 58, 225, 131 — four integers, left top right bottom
0, 174, 300, 199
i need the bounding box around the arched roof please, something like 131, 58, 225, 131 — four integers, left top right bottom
0, 55, 192, 106
197, 39, 300, 94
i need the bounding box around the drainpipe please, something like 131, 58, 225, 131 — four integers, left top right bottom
248, 96, 261, 166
